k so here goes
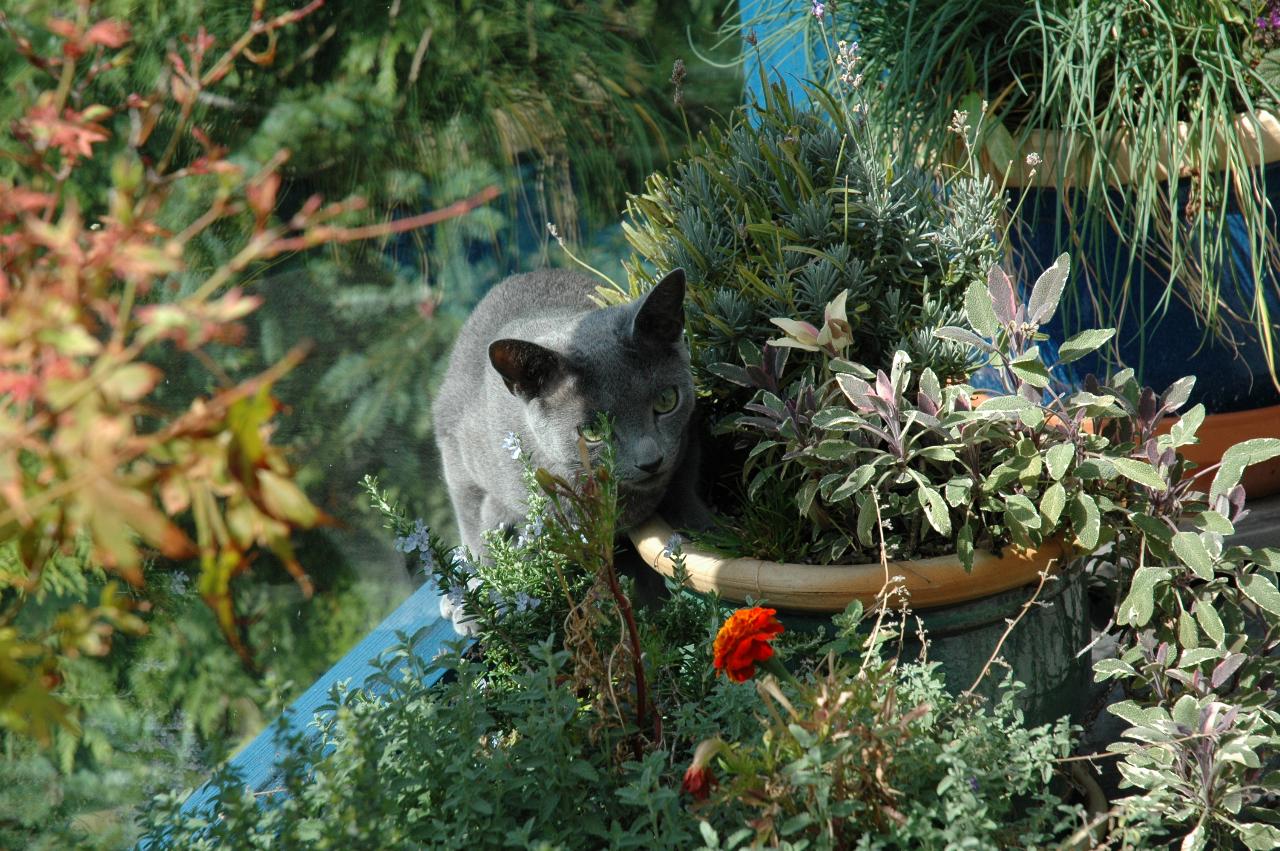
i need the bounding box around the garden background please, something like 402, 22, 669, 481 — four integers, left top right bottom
0, 2, 744, 846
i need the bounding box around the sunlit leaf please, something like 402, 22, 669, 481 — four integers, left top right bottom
1109, 458, 1167, 492
1056, 329, 1116, 364
1210, 438, 1280, 502
1027, 253, 1070, 326
1117, 566, 1170, 627
1171, 531, 1215, 580
964, 278, 998, 339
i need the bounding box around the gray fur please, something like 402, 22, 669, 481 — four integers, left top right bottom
434, 268, 706, 565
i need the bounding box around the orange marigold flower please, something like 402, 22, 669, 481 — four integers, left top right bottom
713, 606, 784, 683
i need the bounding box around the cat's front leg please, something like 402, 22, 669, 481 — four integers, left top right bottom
657, 431, 715, 532
440, 495, 522, 635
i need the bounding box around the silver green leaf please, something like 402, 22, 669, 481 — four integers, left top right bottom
917, 485, 951, 536
1240, 572, 1280, 619
1110, 457, 1168, 492
964, 278, 999, 339
1117, 566, 1170, 627
1026, 252, 1070, 326
1195, 602, 1225, 646
1056, 328, 1116, 364
1045, 443, 1074, 480
1171, 531, 1215, 580
1071, 492, 1101, 549
1210, 438, 1280, 502
935, 325, 995, 352
1168, 404, 1205, 448
1160, 376, 1196, 412
1040, 482, 1066, 527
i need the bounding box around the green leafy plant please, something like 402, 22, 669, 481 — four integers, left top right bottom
1084, 438, 1280, 848
706, 252, 1192, 564
0, 0, 500, 742
667, 184, 1280, 842
140, 430, 1089, 850
691, 655, 1081, 850
621, 78, 997, 423
928, 259, 1280, 848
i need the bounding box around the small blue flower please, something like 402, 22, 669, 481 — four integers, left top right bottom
446, 584, 467, 607
502, 431, 522, 460
967, 776, 980, 793
488, 588, 510, 618
458, 559, 478, 577
395, 519, 431, 554
516, 513, 546, 548
169, 572, 191, 596
811, 0, 825, 20
514, 592, 541, 613
662, 533, 684, 559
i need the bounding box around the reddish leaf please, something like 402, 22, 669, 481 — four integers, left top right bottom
987, 265, 1017, 325
84, 20, 131, 48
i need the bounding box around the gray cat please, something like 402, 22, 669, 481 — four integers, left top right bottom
434, 267, 707, 571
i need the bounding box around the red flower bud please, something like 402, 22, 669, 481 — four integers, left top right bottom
681, 764, 715, 801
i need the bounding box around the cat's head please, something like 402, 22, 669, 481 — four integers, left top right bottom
488, 268, 694, 527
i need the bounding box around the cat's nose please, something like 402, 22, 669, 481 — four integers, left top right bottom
637, 455, 664, 475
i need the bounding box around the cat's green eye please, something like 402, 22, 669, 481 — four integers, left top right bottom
578, 421, 607, 443
653, 386, 679, 415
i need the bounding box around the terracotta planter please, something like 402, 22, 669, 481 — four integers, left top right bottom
990, 111, 1280, 189
628, 516, 1090, 725
628, 517, 1069, 613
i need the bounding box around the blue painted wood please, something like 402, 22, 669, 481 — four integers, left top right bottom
740, 0, 829, 115
170, 582, 466, 823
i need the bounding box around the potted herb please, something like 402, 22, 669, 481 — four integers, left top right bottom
619, 73, 1089, 719
630, 249, 1190, 724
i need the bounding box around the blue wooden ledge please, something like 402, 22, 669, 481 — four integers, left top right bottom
162, 582, 465, 830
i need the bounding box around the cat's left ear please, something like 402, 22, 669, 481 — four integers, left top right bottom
489, 339, 563, 398
631, 267, 686, 346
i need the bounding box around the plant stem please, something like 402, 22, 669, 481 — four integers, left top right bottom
961, 566, 1053, 699
600, 537, 657, 745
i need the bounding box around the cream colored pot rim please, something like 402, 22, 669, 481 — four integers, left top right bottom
992, 110, 1280, 188
627, 516, 1068, 614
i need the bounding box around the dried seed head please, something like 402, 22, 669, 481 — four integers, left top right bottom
670, 59, 686, 107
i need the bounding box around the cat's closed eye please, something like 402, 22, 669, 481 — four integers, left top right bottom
653, 386, 679, 415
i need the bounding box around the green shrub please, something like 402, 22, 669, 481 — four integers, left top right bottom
139, 457, 1086, 849
622, 82, 999, 422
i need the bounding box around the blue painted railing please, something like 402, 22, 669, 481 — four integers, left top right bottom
741, 0, 826, 115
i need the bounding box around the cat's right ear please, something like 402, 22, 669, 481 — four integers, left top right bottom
489, 339, 563, 398
631, 267, 686, 346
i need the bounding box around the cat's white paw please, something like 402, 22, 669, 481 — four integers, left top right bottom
438, 577, 483, 636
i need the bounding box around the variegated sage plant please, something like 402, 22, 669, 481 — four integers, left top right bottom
723, 251, 1280, 848
722, 254, 1150, 565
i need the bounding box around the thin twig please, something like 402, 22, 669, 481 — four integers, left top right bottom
858, 488, 894, 678
961, 566, 1054, 699
263, 185, 501, 255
